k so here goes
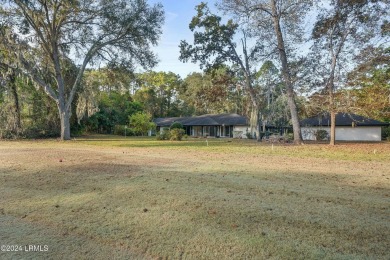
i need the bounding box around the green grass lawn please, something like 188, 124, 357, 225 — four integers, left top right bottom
0, 135, 389, 259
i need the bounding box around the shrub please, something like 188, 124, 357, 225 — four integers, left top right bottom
114, 125, 126, 136
129, 112, 156, 136
170, 122, 184, 130
113, 125, 135, 136
156, 128, 170, 140
22, 127, 58, 139
156, 126, 185, 141
233, 131, 243, 139
284, 133, 294, 141
169, 128, 185, 141
315, 129, 329, 141
382, 126, 390, 141
0, 129, 17, 139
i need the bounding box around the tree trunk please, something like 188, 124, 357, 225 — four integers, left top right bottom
328, 71, 336, 146
328, 50, 338, 146
330, 111, 336, 145
58, 101, 71, 140
328, 83, 336, 145
250, 104, 260, 139
286, 85, 302, 143
8, 71, 21, 136
271, 0, 303, 144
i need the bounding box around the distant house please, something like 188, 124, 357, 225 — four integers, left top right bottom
300, 113, 388, 141
154, 113, 250, 138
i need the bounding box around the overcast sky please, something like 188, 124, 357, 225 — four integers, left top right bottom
146, 0, 218, 78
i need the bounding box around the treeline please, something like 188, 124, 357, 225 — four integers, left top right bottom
1, 59, 388, 139
0, 67, 289, 138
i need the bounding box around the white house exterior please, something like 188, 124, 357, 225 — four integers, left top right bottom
300, 113, 388, 141
301, 126, 382, 141
233, 126, 250, 138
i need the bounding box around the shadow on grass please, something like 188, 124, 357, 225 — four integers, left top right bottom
2, 157, 389, 259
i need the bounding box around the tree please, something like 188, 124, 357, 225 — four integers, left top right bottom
136, 71, 182, 117
179, 3, 264, 138
220, 0, 312, 144
311, 0, 388, 145
347, 46, 390, 122
133, 86, 159, 117
76, 67, 137, 126
179, 68, 240, 116
0, 34, 22, 137
0, 69, 21, 137
129, 112, 155, 136
255, 60, 280, 131
0, 69, 62, 139
83, 90, 142, 134
0, 0, 164, 140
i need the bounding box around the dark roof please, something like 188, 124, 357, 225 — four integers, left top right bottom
154, 113, 248, 127
300, 113, 388, 127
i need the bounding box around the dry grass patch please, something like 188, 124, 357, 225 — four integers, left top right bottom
0, 136, 389, 259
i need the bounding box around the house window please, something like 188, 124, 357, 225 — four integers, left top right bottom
210, 126, 216, 137
225, 126, 230, 137
203, 126, 210, 136
193, 126, 202, 136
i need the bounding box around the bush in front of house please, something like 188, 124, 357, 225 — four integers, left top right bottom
157, 122, 185, 141
169, 128, 185, 141
170, 122, 184, 130
284, 133, 294, 142
314, 129, 329, 141
156, 128, 170, 140
382, 126, 390, 141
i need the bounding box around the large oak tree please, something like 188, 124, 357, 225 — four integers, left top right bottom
0, 0, 164, 140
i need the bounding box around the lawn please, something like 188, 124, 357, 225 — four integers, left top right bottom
0, 135, 389, 259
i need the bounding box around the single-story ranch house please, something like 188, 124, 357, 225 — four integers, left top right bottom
300, 113, 388, 141
154, 113, 250, 138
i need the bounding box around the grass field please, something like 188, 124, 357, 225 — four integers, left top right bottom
0, 135, 389, 259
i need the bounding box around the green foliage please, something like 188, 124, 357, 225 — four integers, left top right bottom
113, 125, 135, 136
315, 130, 329, 141
169, 128, 185, 141
156, 127, 185, 141
284, 133, 294, 141
83, 91, 142, 134
133, 71, 182, 118
156, 128, 170, 140
179, 3, 263, 70
347, 47, 390, 122
179, 68, 240, 115
170, 122, 184, 130
129, 112, 156, 136
382, 126, 390, 141
0, 74, 61, 139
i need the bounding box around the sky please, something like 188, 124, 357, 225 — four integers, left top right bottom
147, 0, 218, 78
